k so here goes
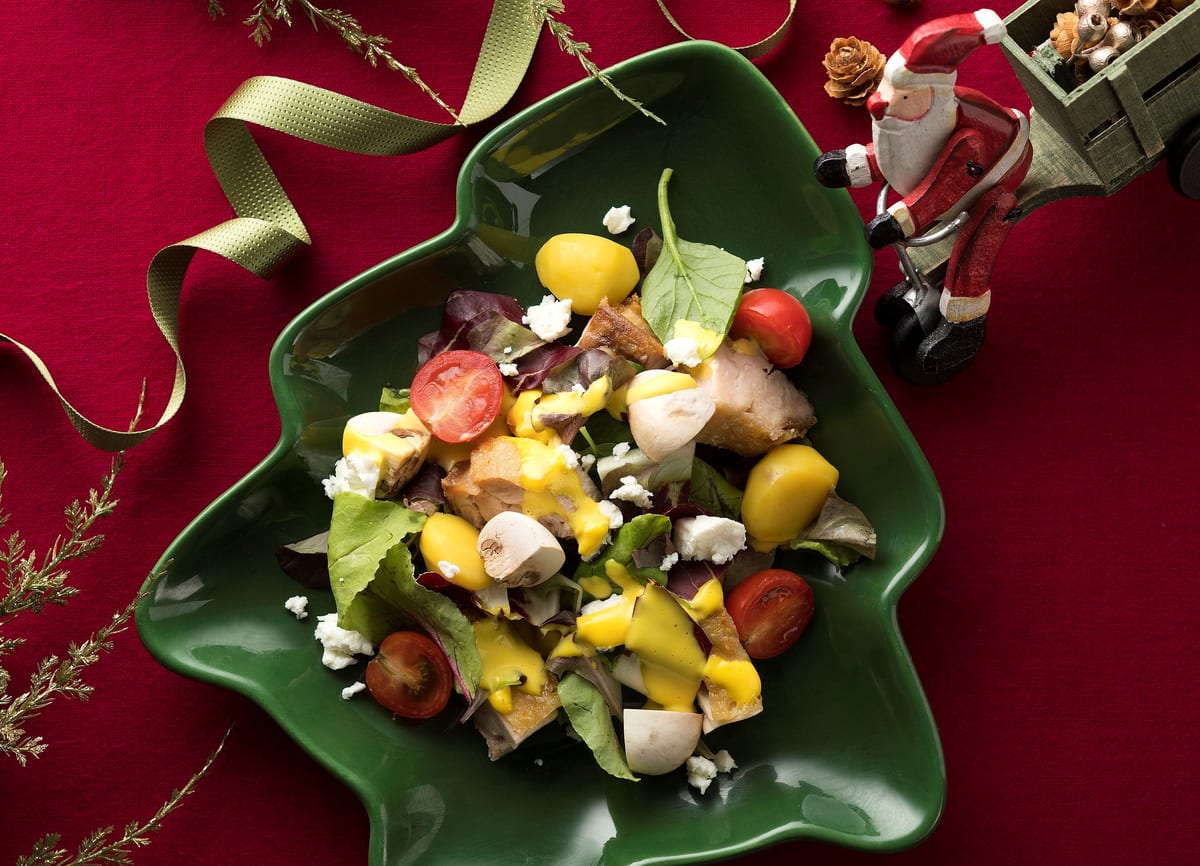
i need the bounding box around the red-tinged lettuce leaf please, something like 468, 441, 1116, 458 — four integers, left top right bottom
541, 348, 634, 395
632, 226, 663, 276
509, 343, 584, 392
464, 310, 546, 361
276, 530, 330, 588
416, 570, 479, 611
418, 290, 542, 364
666, 559, 725, 601
401, 462, 446, 516
446, 289, 527, 326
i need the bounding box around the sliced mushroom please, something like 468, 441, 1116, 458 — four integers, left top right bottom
627, 388, 715, 463
476, 511, 566, 587
622, 708, 704, 775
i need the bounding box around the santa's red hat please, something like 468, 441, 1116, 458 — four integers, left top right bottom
884, 9, 1006, 89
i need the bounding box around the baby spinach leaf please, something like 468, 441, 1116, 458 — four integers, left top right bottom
688, 459, 744, 520
559, 673, 637, 781
575, 513, 672, 586
641, 168, 746, 344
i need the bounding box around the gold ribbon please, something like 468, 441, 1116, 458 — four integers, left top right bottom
656, 0, 796, 59
2, 0, 793, 453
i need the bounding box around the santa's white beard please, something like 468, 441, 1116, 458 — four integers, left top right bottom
872, 90, 958, 196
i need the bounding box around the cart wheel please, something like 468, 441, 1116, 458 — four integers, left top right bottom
1167, 117, 1200, 200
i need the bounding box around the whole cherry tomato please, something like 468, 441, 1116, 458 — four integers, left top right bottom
410, 349, 503, 443
724, 568, 815, 659
365, 631, 454, 719
729, 288, 813, 368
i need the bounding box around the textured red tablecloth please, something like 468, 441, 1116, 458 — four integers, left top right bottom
3, 1, 1198, 864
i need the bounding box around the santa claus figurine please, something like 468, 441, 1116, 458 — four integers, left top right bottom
815, 9, 1032, 383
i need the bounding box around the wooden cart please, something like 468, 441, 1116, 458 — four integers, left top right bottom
906, 0, 1200, 284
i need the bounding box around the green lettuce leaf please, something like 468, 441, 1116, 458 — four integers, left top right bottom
327, 493, 426, 638
558, 673, 637, 781
379, 385, 411, 413
641, 168, 745, 343
575, 513, 672, 587
786, 490, 877, 568
374, 544, 483, 700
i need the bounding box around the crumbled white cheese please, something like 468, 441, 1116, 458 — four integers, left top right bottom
664, 336, 703, 368
570, 382, 586, 394
712, 749, 737, 773
611, 441, 632, 458
686, 749, 737, 794
502, 345, 513, 355
498, 362, 519, 377
598, 499, 625, 530
313, 613, 373, 670
557, 443, 581, 469
437, 560, 462, 580
580, 594, 623, 617
609, 475, 653, 509
745, 257, 765, 284
284, 595, 309, 620
522, 294, 573, 341
321, 452, 380, 500
660, 552, 679, 572
673, 515, 747, 565
686, 755, 719, 794
580, 453, 597, 471
602, 205, 635, 234
341, 681, 367, 700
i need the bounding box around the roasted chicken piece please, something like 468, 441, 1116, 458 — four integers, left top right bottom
575, 296, 669, 369
472, 681, 561, 760
693, 342, 816, 457
441, 435, 610, 556
696, 608, 764, 733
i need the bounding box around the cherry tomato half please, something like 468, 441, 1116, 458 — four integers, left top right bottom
729, 288, 813, 369
365, 631, 454, 720
724, 568, 815, 659
410, 350, 503, 443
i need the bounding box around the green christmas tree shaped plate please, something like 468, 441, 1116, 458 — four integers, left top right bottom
137, 40, 945, 866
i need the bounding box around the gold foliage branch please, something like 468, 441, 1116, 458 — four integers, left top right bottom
0, 395, 227, 862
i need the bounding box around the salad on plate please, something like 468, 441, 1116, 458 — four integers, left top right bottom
281, 168, 877, 791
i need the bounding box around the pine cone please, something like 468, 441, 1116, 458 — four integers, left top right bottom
1134, 6, 1176, 33
823, 37, 886, 106
1112, 0, 1158, 14
1050, 12, 1080, 59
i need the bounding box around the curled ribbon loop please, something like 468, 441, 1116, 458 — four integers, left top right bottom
657, 0, 796, 59
2, 0, 793, 452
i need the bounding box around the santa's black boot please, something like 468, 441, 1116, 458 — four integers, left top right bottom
914, 315, 987, 383
874, 281, 916, 328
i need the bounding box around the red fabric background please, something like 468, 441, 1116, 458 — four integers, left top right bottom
2, 1, 1198, 863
